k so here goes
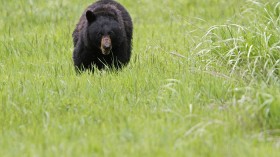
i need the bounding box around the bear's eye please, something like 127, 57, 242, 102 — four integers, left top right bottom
108, 31, 114, 36
97, 32, 102, 38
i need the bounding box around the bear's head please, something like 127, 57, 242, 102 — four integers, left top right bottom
85, 10, 124, 55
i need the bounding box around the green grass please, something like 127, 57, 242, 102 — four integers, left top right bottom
0, 0, 279, 156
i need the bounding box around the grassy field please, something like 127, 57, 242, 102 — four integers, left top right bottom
0, 0, 279, 156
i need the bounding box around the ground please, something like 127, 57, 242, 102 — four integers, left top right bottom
0, 0, 279, 156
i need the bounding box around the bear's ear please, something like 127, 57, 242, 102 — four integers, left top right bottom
86, 10, 96, 23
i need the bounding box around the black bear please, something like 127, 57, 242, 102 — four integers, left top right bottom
72, 0, 133, 72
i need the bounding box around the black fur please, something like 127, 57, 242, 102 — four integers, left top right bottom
72, 0, 133, 72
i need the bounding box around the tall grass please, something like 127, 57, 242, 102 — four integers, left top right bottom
192, 0, 280, 131
195, 1, 280, 82
0, 0, 279, 156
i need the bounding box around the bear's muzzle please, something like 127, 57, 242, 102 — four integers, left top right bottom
100, 35, 112, 55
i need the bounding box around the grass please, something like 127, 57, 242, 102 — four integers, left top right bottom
0, 0, 279, 156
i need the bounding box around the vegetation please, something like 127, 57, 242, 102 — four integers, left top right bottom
0, 0, 279, 156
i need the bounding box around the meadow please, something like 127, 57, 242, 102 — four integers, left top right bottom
0, 0, 279, 156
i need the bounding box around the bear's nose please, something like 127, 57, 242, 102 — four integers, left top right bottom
103, 37, 110, 42
103, 41, 111, 49
101, 36, 111, 47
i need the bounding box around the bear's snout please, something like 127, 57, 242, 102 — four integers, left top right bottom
101, 35, 112, 55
